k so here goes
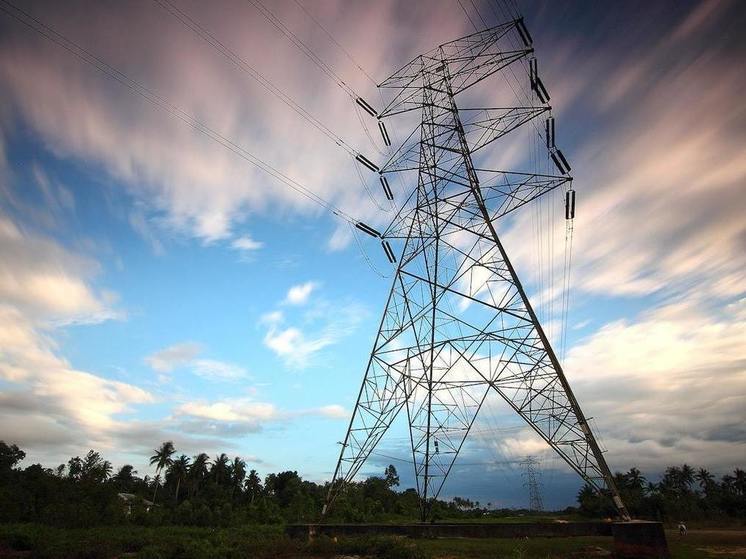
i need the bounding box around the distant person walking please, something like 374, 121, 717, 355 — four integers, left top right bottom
678, 521, 687, 536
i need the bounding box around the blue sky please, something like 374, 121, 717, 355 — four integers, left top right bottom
0, 0, 744, 509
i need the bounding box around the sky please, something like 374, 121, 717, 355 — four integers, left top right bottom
0, 0, 744, 509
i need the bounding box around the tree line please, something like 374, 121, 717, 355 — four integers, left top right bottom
1, 441, 744, 529
577, 465, 746, 520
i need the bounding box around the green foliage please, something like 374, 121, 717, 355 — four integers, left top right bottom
1, 439, 744, 535
575, 464, 746, 521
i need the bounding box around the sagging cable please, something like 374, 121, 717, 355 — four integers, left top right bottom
355, 222, 381, 238
565, 189, 576, 220
356, 153, 379, 172
355, 97, 378, 117
380, 175, 394, 200
378, 120, 391, 146
516, 18, 533, 46
381, 240, 397, 263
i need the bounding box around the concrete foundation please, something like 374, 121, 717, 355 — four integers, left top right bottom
287, 521, 670, 558
612, 521, 670, 559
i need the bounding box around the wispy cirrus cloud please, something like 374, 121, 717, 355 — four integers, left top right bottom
145, 342, 248, 381
145, 341, 203, 373
261, 284, 367, 369
175, 397, 348, 430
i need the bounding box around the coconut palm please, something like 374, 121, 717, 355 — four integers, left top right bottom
681, 464, 695, 490
168, 454, 191, 503
625, 467, 647, 491
695, 468, 714, 493
245, 469, 262, 503
149, 441, 175, 503
734, 468, 746, 496
230, 457, 247, 499
211, 453, 230, 487
190, 453, 210, 497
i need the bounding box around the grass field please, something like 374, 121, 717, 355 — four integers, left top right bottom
0, 524, 744, 558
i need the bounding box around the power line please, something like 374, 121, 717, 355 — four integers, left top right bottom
457, 0, 479, 31
292, 0, 377, 88
247, 0, 358, 100
0, 0, 357, 224
153, 0, 360, 159
469, 0, 489, 29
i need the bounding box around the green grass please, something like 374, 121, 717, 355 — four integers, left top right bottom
0, 523, 744, 559
417, 535, 613, 558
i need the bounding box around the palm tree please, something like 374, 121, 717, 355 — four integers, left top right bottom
190, 453, 209, 497
149, 441, 175, 503
231, 457, 247, 499
244, 469, 262, 503
695, 468, 714, 493
168, 454, 190, 503
733, 468, 746, 497
681, 464, 695, 491
211, 453, 230, 487
114, 465, 137, 491
625, 467, 647, 491
100, 460, 113, 481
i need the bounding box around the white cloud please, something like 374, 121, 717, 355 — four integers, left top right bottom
145, 342, 202, 372
176, 398, 348, 426
313, 404, 348, 419
0, 305, 154, 453
0, 213, 119, 324
284, 281, 318, 305
191, 359, 248, 381
499, 4, 745, 306
0, 0, 464, 245
261, 293, 366, 369
564, 299, 746, 471
145, 342, 248, 381
178, 400, 278, 423
231, 234, 263, 252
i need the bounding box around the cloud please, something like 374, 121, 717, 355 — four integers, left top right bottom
0, 0, 468, 246
145, 342, 202, 372
500, 1, 745, 306
178, 400, 277, 423
0, 212, 120, 324
231, 234, 263, 252
145, 342, 248, 381
0, 305, 154, 455
284, 281, 318, 305
564, 299, 746, 472
190, 359, 248, 381
175, 397, 348, 432
313, 404, 348, 419
262, 286, 367, 368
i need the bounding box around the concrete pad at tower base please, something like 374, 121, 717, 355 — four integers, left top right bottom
612, 521, 670, 559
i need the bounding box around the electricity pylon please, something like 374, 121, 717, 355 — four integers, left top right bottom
521, 456, 544, 512
325, 20, 630, 522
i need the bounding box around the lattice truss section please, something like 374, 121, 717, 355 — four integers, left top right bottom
326, 19, 629, 521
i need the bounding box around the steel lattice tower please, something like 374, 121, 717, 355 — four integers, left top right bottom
325, 20, 630, 522
521, 456, 544, 512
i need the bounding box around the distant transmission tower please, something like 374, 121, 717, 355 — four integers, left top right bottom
521, 456, 544, 512
324, 18, 630, 522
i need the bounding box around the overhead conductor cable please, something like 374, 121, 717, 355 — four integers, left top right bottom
0, 0, 359, 225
